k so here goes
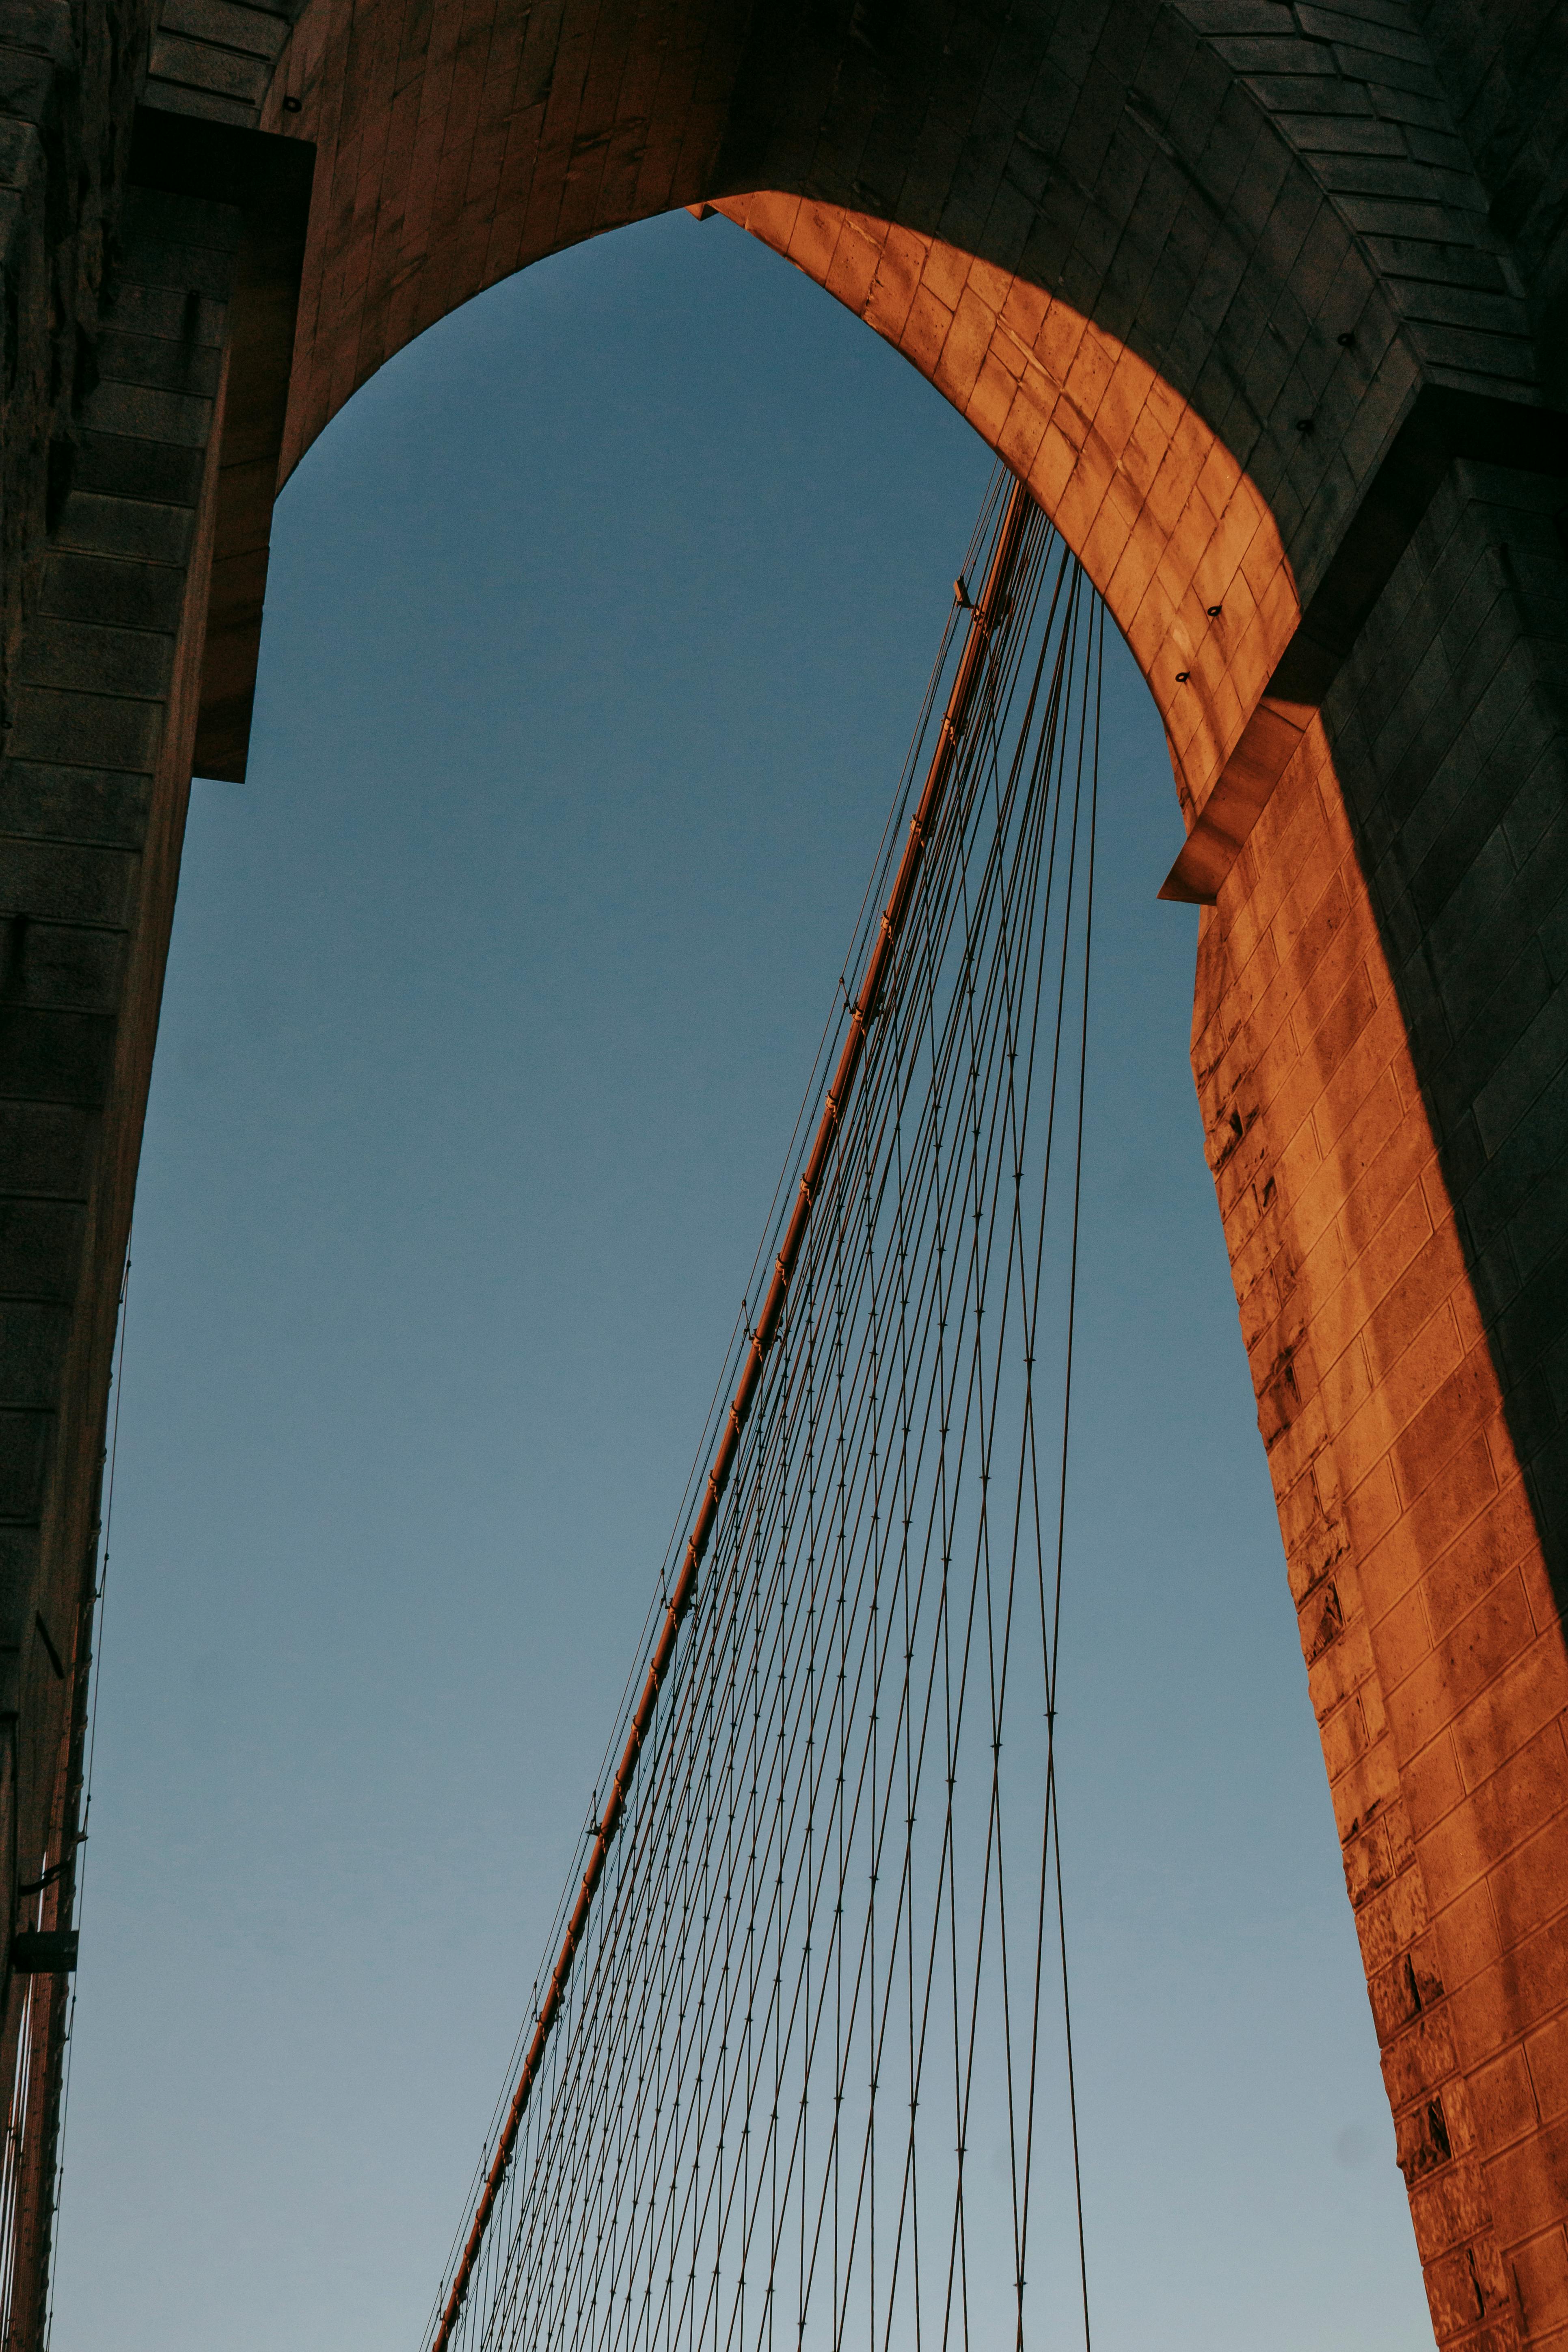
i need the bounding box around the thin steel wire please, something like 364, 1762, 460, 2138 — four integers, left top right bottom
425, 476, 1101, 2352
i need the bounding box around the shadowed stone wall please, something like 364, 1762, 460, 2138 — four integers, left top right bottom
0, 1, 1566, 2344
0, 154, 235, 2340
0, 0, 155, 746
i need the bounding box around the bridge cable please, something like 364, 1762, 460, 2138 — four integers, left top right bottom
425, 471, 1103, 2352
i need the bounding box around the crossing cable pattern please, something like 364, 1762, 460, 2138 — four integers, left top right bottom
425, 472, 1104, 2352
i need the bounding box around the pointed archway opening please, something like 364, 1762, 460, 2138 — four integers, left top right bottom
49, 210, 1429, 2351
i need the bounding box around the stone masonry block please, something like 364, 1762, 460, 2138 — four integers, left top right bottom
6, 687, 162, 776
40, 551, 188, 636
1474, 991, 1568, 1162
1421, 1721, 1568, 1910
1423, 1478, 1549, 1648
1482, 2114, 1568, 2242
0, 1198, 83, 1305
15, 618, 177, 703
1514, 2228, 1568, 2341
0, 1005, 115, 1106
0, 918, 124, 1015
1387, 1570, 1536, 1753
1451, 1634, 1568, 1796
55, 491, 198, 568
0, 1410, 50, 1522
1487, 1816, 1568, 1957
1473, 2040, 1542, 2149
0, 764, 150, 853
1529, 2019, 1568, 2125
0, 839, 137, 927
0, 1300, 69, 1406
0, 1101, 91, 1197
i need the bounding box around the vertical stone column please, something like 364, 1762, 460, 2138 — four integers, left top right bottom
0, 176, 238, 2351
1195, 459, 1568, 2351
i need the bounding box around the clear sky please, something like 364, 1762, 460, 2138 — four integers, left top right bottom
50, 209, 1431, 2351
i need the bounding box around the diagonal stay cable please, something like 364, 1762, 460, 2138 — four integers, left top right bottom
428, 476, 1038, 2352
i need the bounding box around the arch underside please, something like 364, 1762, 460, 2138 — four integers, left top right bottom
0, 0, 1565, 2343
158, 0, 1549, 883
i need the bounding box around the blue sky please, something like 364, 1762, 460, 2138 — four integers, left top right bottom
51, 209, 1430, 2350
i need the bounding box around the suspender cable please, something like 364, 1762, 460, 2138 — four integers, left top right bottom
428, 476, 1035, 2352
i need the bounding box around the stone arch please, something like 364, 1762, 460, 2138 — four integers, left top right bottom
190, 0, 1544, 876
0, 0, 1565, 2342
702, 196, 1290, 824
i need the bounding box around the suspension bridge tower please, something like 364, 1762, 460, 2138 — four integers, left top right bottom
0, 2, 1563, 2346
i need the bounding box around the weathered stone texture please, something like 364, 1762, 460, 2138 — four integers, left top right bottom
146, 0, 300, 127
714, 199, 1301, 830
1328, 463, 1568, 1613
0, 0, 156, 756
0, 176, 233, 2345
1197, 721, 1536, 2349
1413, 0, 1568, 395
1192, 445, 1568, 2345
0, 2, 1566, 2343
259, 0, 1535, 609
